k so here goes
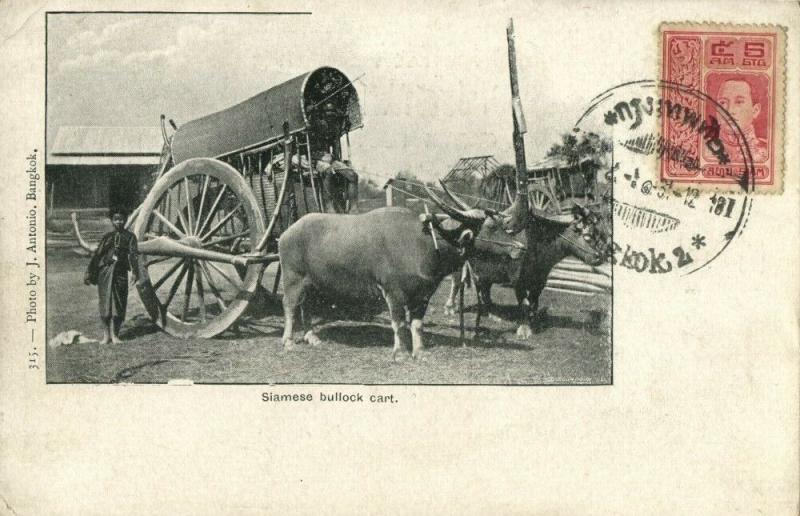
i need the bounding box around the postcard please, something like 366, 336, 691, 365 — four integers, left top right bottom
1, 1, 797, 514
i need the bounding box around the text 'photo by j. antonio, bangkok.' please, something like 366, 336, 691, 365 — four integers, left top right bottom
46, 11, 616, 385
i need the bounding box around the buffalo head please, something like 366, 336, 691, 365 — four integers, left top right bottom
423, 181, 494, 256
554, 204, 612, 265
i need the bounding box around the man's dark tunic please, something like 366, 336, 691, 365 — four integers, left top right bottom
88, 230, 139, 319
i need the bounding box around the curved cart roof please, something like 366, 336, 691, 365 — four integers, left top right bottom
171, 67, 362, 164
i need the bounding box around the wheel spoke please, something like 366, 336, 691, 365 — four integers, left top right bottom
198, 262, 227, 310
206, 261, 242, 292
152, 208, 187, 239
181, 262, 195, 322
163, 261, 190, 309
194, 175, 210, 235
200, 203, 243, 242
531, 191, 549, 210
145, 255, 173, 267
197, 184, 228, 237
194, 263, 207, 322
153, 258, 185, 290
174, 186, 191, 237
184, 177, 194, 234
202, 230, 250, 249
151, 195, 168, 236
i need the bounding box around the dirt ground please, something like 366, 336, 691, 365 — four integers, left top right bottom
46, 247, 612, 385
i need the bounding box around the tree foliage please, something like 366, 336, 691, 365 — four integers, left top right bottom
546, 131, 612, 167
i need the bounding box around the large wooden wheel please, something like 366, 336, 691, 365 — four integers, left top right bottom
133, 158, 267, 338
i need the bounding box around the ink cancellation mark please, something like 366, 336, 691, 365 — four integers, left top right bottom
575, 81, 754, 275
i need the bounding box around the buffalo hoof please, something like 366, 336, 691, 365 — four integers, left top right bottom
283, 339, 296, 351
392, 348, 410, 363
303, 331, 323, 347
515, 324, 533, 340
411, 348, 427, 361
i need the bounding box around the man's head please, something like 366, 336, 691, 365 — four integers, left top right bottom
313, 101, 344, 142
108, 207, 128, 231
717, 79, 761, 133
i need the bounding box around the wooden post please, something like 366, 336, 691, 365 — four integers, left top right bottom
284, 123, 298, 222
305, 133, 321, 211
506, 18, 529, 230
255, 122, 293, 252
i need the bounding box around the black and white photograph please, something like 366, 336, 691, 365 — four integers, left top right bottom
45, 11, 613, 384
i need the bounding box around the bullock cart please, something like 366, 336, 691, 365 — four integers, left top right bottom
525, 156, 609, 215
127, 67, 362, 338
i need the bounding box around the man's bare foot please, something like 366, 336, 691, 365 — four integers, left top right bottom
99, 336, 111, 345
111, 336, 122, 345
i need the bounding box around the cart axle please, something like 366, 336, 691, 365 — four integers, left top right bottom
139, 236, 279, 267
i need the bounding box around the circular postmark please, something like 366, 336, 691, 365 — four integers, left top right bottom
574, 80, 755, 275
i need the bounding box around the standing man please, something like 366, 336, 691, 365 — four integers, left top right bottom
85, 207, 140, 344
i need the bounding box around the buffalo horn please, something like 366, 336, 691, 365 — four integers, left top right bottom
529, 209, 573, 225
424, 186, 486, 224
438, 180, 472, 211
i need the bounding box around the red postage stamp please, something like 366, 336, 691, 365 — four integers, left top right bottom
660, 23, 785, 193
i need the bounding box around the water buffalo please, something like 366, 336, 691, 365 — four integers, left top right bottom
442, 187, 611, 339
278, 189, 492, 359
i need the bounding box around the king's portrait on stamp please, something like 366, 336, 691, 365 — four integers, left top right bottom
713, 75, 769, 162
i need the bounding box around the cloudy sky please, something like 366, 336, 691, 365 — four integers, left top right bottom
46, 2, 659, 182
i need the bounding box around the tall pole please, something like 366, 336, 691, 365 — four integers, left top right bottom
506, 18, 529, 230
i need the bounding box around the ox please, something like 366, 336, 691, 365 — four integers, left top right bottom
278, 189, 493, 359
442, 185, 611, 339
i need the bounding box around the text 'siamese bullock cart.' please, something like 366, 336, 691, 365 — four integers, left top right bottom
130, 67, 362, 338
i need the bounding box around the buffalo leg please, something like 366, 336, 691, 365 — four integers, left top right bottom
281, 269, 306, 350
379, 285, 409, 360
514, 286, 533, 339
527, 282, 545, 332
474, 281, 492, 337
481, 285, 502, 323
301, 306, 324, 347
409, 299, 430, 359
443, 274, 461, 316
